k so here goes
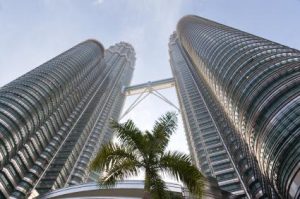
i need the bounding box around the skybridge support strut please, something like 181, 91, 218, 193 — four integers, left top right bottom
120, 78, 179, 120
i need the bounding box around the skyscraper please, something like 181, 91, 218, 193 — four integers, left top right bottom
170, 15, 300, 199
170, 33, 250, 198
0, 40, 135, 198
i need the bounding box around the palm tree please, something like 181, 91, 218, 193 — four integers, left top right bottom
89, 112, 204, 199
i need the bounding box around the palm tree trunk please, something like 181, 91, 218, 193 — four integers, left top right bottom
143, 170, 151, 199
143, 191, 151, 199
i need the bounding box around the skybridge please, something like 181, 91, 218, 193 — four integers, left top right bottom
120, 78, 179, 119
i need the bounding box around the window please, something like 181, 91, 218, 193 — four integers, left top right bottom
221, 182, 242, 192
210, 153, 227, 162
213, 162, 231, 171
217, 172, 236, 181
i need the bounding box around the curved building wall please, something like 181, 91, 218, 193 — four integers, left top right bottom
66, 42, 135, 186
169, 33, 247, 198
41, 179, 236, 199
177, 15, 300, 198
0, 40, 135, 198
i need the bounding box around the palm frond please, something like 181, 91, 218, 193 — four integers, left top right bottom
110, 120, 148, 156
144, 131, 155, 155
160, 151, 204, 198
152, 112, 177, 153
99, 159, 140, 188
89, 142, 140, 173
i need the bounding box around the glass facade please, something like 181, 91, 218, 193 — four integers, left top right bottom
0, 40, 135, 198
169, 34, 247, 198
171, 15, 300, 198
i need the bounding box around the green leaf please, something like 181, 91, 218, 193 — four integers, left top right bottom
99, 159, 140, 188
160, 151, 204, 198
110, 119, 148, 157
152, 112, 177, 154
89, 142, 140, 173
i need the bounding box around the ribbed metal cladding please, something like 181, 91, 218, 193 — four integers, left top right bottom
65, 42, 135, 187
0, 40, 135, 198
176, 15, 300, 198
169, 33, 247, 198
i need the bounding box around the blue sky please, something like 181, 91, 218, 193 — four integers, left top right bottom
0, 0, 300, 179
2, 0, 299, 87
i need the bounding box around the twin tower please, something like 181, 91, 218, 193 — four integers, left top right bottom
0, 16, 299, 199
